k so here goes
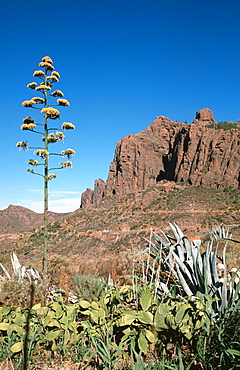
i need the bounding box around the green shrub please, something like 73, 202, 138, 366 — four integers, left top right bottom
0, 284, 239, 368
206, 121, 240, 130
130, 224, 139, 230
195, 307, 240, 369
71, 274, 106, 300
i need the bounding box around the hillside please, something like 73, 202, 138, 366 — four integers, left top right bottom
1, 184, 239, 278
0, 205, 72, 256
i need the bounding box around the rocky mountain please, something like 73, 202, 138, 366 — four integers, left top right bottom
81, 108, 240, 208
0, 108, 239, 279
0, 205, 71, 234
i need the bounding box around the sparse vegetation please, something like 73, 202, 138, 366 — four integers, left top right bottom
206, 121, 240, 130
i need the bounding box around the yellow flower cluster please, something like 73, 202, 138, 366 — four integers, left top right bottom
21, 123, 37, 130
52, 71, 60, 79
22, 100, 35, 107
51, 90, 64, 97
21, 117, 36, 130
23, 116, 34, 124
61, 148, 75, 158
43, 133, 58, 143
32, 97, 45, 104
16, 141, 28, 148
56, 131, 65, 141
35, 149, 49, 158
35, 85, 51, 91
27, 82, 37, 89
61, 122, 75, 130
60, 161, 72, 169
46, 75, 59, 83
39, 62, 54, 71
57, 98, 70, 106
47, 174, 57, 180
41, 107, 60, 119
28, 159, 39, 166
42, 56, 53, 64
33, 70, 45, 77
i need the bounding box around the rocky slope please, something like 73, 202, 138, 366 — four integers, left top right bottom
81, 108, 240, 207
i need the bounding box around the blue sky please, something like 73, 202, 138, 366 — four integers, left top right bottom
1, 0, 240, 213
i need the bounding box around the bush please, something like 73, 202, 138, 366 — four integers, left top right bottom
48, 254, 73, 291
206, 121, 240, 130
196, 308, 240, 369
0, 278, 46, 308
71, 274, 106, 300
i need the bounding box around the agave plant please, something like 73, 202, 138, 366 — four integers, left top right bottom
0, 252, 41, 282
137, 223, 240, 313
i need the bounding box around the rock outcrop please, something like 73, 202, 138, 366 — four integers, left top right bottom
194, 108, 215, 124
80, 179, 106, 208
80, 109, 240, 208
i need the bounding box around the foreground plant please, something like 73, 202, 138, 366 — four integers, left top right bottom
137, 223, 240, 314
17, 56, 75, 280
196, 307, 240, 369
0, 252, 41, 283
0, 283, 239, 368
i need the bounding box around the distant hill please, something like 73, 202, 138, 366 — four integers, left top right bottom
0, 205, 71, 234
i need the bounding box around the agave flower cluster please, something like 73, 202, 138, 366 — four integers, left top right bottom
16, 141, 28, 149
17, 56, 76, 279
17, 55, 75, 176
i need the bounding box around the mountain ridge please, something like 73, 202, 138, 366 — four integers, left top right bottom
81, 108, 240, 208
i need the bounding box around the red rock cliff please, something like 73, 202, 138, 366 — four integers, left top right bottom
80, 109, 240, 207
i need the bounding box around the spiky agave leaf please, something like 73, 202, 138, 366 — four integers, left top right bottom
169, 222, 185, 241
143, 238, 161, 258
0, 253, 42, 283
209, 226, 230, 241
11, 252, 22, 278
137, 223, 239, 313
0, 263, 11, 280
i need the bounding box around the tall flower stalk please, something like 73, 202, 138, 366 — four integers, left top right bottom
17, 56, 75, 280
